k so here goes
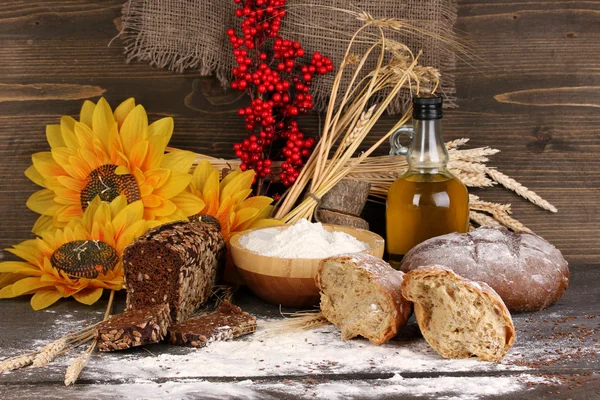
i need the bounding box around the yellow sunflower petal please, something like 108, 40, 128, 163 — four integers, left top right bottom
219, 168, 242, 190
74, 121, 95, 150
30, 289, 63, 310
0, 261, 41, 275
32, 215, 55, 236
171, 191, 205, 217
0, 273, 28, 289
150, 198, 178, 217
248, 217, 284, 229
56, 175, 86, 192
232, 207, 260, 228
120, 104, 148, 156
231, 188, 253, 205
153, 171, 191, 199
114, 98, 136, 128
92, 97, 116, 151
46, 124, 66, 149
72, 287, 103, 305
221, 170, 254, 199
27, 189, 59, 215
60, 116, 79, 150
32, 152, 66, 178
25, 165, 46, 188
112, 200, 144, 237
12, 277, 57, 297
192, 160, 214, 192
239, 196, 273, 211
79, 100, 96, 128
142, 135, 168, 171
109, 195, 128, 218
55, 204, 82, 223
142, 194, 162, 208
128, 140, 149, 171
108, 122, 126, 165
148, 116, 174, 142
161, 150, 196, 174
0, 284, 17, 298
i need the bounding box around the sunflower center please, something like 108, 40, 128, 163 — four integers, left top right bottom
50, 240, 119, 279
80, 164, 141, 211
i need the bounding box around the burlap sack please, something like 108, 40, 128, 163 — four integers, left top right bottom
121, 0, 457, 114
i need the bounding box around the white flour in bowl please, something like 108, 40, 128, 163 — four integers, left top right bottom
240, 219, 368, 258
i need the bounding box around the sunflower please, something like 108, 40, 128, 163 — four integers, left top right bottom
188, 160, 281, 241
25, 98, 204, 235
0, 196, 153, 310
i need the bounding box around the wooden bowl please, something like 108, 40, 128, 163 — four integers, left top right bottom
229, 224, 385, 308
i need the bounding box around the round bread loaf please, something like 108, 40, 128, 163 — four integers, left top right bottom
400, 226, 569, 312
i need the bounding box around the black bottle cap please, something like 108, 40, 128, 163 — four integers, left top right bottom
412, 95, 443, 120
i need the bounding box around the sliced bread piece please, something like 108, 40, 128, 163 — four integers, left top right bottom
96, 303, 171, 352
402, 266, 515, 361
168, 303, 256, 348
315, 253, 412, 344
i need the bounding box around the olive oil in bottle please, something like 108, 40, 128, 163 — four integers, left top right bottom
386, 96, 469, 268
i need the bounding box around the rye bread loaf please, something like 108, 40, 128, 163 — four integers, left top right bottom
402, 266, 515, 362
168, 303, 256, 348
400, 226, 569, 312
123, 221, 226, 322
96, 304, 171, 352
315, 253, 412, 345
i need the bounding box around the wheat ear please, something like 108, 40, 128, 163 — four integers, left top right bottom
341, 106, 375, 149
0, 354, 34, 373
64, 351, 91, 386
486, 168, 557, 213
32, 338, 68, 368
470, 211, 501, 227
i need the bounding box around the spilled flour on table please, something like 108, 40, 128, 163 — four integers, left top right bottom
76, 319, 559, 399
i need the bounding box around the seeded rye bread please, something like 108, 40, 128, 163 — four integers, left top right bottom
168, 303, 257, 348
315, 253, 412, 345
402, 266, 515, 362
123, 221, 226, 322
400, 226, 569, 312
97, 304, 171, 352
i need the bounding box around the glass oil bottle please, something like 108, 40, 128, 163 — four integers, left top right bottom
386, 96, 469, 268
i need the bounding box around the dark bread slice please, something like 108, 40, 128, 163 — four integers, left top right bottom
168, 303, 256, 347
400, 226, 569, 312
315, 253, 412, 345
402, 266, 515, 362
96, 304, 171, 352
123, 221, 226, 322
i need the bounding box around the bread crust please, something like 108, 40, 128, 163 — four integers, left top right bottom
400, 226, 569, 312
402, 265, 515, 362
315, 253, 412, 344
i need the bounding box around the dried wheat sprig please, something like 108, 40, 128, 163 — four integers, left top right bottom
491, 210, 532, 232
64, 349, 91, 386
486, 168, 557, 213
340, 106, 375, 150
470, 211, 501, 227
446, 138, 470, 149
469, 194, 512, 214
0, 354, 34, 373
452, 170, 496, 187
32, 338, 68, 368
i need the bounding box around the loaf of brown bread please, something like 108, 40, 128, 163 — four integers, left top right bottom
168, 303, 256, 348
401, 226, 569, 312
123, 221, 226, 322
315, 253, 412, 345
96, 304, 171, 352
402, 266, 515, 362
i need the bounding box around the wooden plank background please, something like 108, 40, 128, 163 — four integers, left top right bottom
0, 0, 598, 265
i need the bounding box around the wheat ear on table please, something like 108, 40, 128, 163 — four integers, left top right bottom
64, 350, 91, 386
32, 338, 68, 368
486, 168, 557, 212
0, 354, 34, 373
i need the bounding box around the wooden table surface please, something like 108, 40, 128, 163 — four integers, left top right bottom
0, 1, 598, 399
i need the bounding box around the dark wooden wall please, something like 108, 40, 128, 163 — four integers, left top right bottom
0, 0, 598, 264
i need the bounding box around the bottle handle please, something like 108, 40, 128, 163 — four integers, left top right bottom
389, 125, 414, 156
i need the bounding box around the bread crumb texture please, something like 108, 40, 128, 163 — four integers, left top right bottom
402, 266, 515, 362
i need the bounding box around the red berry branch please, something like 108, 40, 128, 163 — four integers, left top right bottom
227, 0, 333, 191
